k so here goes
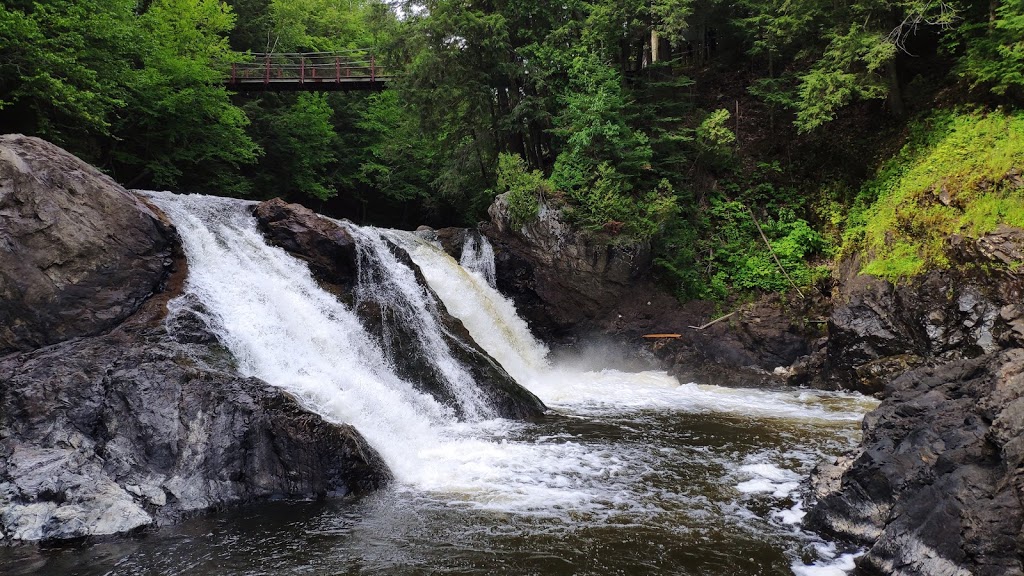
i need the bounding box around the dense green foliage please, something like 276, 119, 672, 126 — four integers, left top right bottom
1, 0, 1021, 300
847, 110, 1024, 280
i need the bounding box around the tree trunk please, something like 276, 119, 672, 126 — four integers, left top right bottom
885, 59, 904, 117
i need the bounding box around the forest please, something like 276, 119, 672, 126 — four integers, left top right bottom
1, 0, 1022, 300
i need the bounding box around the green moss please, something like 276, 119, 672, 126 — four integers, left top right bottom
846, 109, 1024, 281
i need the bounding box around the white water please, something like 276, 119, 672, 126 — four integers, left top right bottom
458, 232, 497, 287
344, 224, 493, 420
146, 192, 876, 574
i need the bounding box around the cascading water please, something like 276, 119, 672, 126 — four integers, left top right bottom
52, 191, 879, 576
458, 232, 498, 287
344, 224, 494, 420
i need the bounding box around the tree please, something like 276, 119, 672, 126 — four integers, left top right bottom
957, 0, 1024, 97
112, 0, 259, 192
0, 0, 138, 153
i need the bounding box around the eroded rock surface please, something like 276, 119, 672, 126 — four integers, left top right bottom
806, 351, 1024, 575
0, 140, 391, 543
805, 228, 1024, 575
0, 135, 173, 354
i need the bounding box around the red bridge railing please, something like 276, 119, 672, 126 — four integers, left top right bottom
227, 51, 392, 91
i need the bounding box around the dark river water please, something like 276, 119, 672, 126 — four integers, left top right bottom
2, 391, 872, 576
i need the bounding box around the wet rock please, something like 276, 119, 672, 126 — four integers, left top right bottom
253, 198, 357, 289
482, 194, 652, 338
0, 149, 390, 543
820, 230, 1024, 392
434, 227, 468, 260
0, 134, 173, 355
806, 351, 1024, 575
0, 306, 390, 544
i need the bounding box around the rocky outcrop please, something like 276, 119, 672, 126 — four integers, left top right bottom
253, 199, 546, 420
482, 194, 653, 339
475, 193, 830, 385
804, 227, 1024, 575
799, 229, 1024, 394
0, 135, 173, 355
253, 198, 357, 290
0, 315, 390, 542
0, 138, 390, 543
806, 350, 1024, 575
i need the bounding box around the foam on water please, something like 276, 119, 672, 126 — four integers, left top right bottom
147, 192, 875, 574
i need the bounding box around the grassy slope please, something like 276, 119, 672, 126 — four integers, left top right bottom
844, 110, 1024, 280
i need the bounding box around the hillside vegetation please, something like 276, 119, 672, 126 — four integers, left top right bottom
1, 0, 1021, 299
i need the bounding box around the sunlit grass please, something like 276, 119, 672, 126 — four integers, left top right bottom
845, 110, 1024, 281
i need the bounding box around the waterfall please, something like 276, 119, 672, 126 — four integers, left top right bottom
146, 191, 876, 524
146, 192, 475, 483
344, 224, 494, 420
458, 232, 497, 287
385, 230, 549, 385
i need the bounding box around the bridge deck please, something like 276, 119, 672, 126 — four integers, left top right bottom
226, 51, 392, 92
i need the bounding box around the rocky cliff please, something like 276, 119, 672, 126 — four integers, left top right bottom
0, 136, 390, 543
802, 227, 1024, 575
480, 193, 827, 386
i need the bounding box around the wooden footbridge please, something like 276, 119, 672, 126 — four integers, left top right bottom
227, 52, 392, 92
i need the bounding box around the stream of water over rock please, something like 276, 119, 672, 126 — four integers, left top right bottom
1, 193, 877, 575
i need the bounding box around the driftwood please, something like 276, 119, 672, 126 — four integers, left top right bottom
687, 311, 736, 330
642, 333, 682, 339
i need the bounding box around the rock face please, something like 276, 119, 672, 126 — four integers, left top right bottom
253, 199, 546, 420
0, 138, 391, 543
800, 230, 1024, 394
476, 194, 828, 385
805, 228, 1024, 575
806, 351, 1024, 576
0, 135, 174, 355
482, 194, 653, 339
0, 317, 390, 542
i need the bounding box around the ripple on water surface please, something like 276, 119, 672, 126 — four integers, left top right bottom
2, 374, 876, 576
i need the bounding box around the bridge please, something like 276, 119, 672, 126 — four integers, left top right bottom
227, 52, 393, 92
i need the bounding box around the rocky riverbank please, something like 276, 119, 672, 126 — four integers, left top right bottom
478, 190, 1024, 575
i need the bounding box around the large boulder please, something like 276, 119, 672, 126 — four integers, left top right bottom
0, 135, 173, 355
0, 311, 390, 543
253, 199, 546, 420
253, 198, 357, 290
